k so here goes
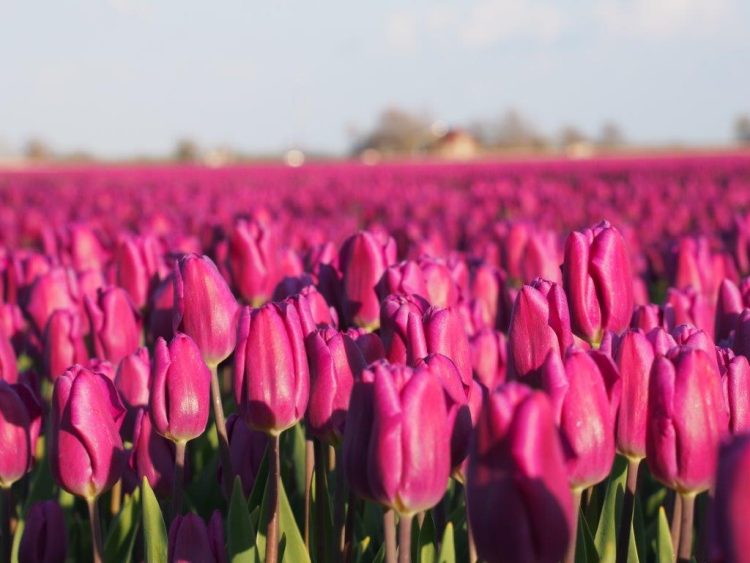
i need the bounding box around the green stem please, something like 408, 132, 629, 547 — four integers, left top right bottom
304, 438, 314, 550
172, 440, 187, 519
87, 497, 104, 563
265, 435, 281, 563
466, 487, 477, 563
334, 446, 347, 563
384, 508, 397, 563
209, 363, 232, 497
564, 489, 582, 563
315, 440, 330, 563
1, 487, 12, 563
616, 458, 641, 563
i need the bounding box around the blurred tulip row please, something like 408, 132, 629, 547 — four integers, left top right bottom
1, 156, 750, 563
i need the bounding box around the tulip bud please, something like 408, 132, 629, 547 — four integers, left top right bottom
0, 330, 18, 384
18, 500, 67, 563
208, 510, 228, 563
345, 327, 385, 364
22, 267, 78, 335
378, 260, 428, 302
130, 407, 175, 498
711, 434, 750, 563
150, 334, 211, 443
338, 230, 396, 329
306, 327, 365, 442
0, 381, 33, 487
508, 279, 573, 382
466, 382, 573, 563
665, 287, 714, 337
366, 362, 450, 513
233, 302, 309, 434
718, 350, 750, 434
470, 328, 508, 391
65, 224, 106, 273
631, 304, 674, 332
222, 414, 268, 497
563, 221, 634, 344
733, 308, 750, 360
115, 347, 151, 411
174, 254, 239, 366
541, 348, 616, 489
423, 305, 472, 392
614, 329, 657, 460
50, 365, 126, 499
646, 346, 727, 493
148, 273, 176, 343
12, 382, 43, 460
115, 234, 162, 310
468, 264, 513, 331
43, 309, 88, 380
379, 294, 428, 365
168, 513, 216, 563
85, 286, 141, 366
228, 218, 275, 306
716, 279, 744, 343
417, 257, 460, 308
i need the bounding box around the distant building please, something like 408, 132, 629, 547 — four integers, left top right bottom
427, 129, 480, 160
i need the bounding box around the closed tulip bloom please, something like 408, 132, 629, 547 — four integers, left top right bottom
665, 287, 714, 338
716, 279, 744, 343
130, 407, 175, 498
647, 327, 678, 356
50, 365, 126, 499
148, 273, 176, 343
671, 324, 720, 375
378, 260, 428, 301
646, 347, 727, 493
379, 294, 429, 365
718, 350, 750, 434
614, 329, 656, 460
23, 267, 78, 335
286, 284, 338, 332
343, 367, 377, 500
65, 224, 106, 273
222, 414, 268, 497
168, 513, 216, 563
541, 349, 616, 489
228, 218, 275, 306
43, 309, 88, 381
115, 347, 151, 410
0, 381, 33, 487
423, 305, 472, 392
345, 328, 386, 364
338, 230, 397, 329
470, 328, 508, 391
208, 510, 228, 563
85, 287, 141, 366
563, 221, 634, 344
366, 362, 450, 513
631, 304, 674, 332
469, 264, 513, 331
466, 382, 573, 563
0, 330, 18, 384
18, 500, 67, 563
306, 327, 365, 442
234, 302, 309, 434
733, 308, 750, 360
174, 254, 239, 367
711, 435, 750, 563
150, 334, 210, 443
508, 279, 573, 382
115, 234, 161, 310
417, 257, 460, 308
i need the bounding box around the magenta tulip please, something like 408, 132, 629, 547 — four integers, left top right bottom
379, 294, 428, 365
42, 309, 88, 380
85, 286, 141, 366
470, 328, 508, 391
0, 381, 33, 487
130, 407, 175, 498
423, 305, 472, 391
114, 234, 161, 310
710, 434, 750, 563
222, 414, 268, 497
228, 218, 275, 306
718, 350, 750, 434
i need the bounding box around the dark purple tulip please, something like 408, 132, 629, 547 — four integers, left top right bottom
733, 308, 750, 360
342, 366, 377, 500
711, 434, 750, 563
222, 414, 268, 497
563, 221, 634, 344
168, 513, 216, 563
345, 328, 386, 364
305, 327, 365, 442
470, 328, 508, 391
467, 382, 573, 563
233, 302, 310, 434
0, 380, 33, 487
0, 329, 18, 384
208, 510, 228, 563
718, 350, 750, 434
228, 218, 275, 307
716, 278, 744, 343
42, 309, 88, 381
85, 286, 141, 366
18, 500, 67, 563
508, 279, 573, 382
50, 365, 126, 498
130, 407, 175, 498
541, 348, 616, 489
148, 273, 176, 342
150, 334, 211, 443
114, 234, 162, 310
646, 346, 727, 493
379, 294, 428, 365
339, 230, 397, 329
174, 254, 239, 367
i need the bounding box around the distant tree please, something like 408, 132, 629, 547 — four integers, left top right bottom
559, 126, 588, 148
469, 109, 547, 149
24, 138, 53, 161
736, 115, 750, 145
352, 107, 434, 156
174, 138, 200, 162
597, 121, 625, 148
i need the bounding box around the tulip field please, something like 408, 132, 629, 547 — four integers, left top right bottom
3, 154, 750, 563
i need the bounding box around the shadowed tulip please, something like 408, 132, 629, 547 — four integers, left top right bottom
379, 294, 428, 365
508, 279, 573, 382
174, 254, 239, 367
148, 273, 176, 343
0, 380, 33, 487
233, 302, 309, 435
130, 407, 175, 498
50, 365, 126, 499
222, 414, 268, 497
18, 500, 67, 563
716, 279, 744, 343
470, 328, 508, 391
114, 234, 161, 310
168, 513, 216, 563
208, 510, 228, 563
563, 221, 633, 344
150, 334, 211, 443
345, 327, 386, 364
466, 382, 573, 563
717, 350, 750, 434
710, 434, 750, 563
85, 286, 141, 366
378, 260, 428, 301
115, 347, 151, 411
0, 329, 18, 384
646, 346, 727, 493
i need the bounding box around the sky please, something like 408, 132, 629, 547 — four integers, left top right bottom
0, 0, 748, 158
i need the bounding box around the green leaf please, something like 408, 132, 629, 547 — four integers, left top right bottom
594, 457, 628, 563
104, 489, 141, 563
371, 544, 386, 563
577, 507, 598, 563
256, 474, 311, 563
141, 477, 168, 563
655, 507, 674, 563
228, 477, 257, 563
418, 513, 437, 563
437, 522, 455, 563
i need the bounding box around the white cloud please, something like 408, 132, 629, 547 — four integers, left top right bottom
385, 11, 419, 54
459, 0, 566, 47
594, 0, 736, 39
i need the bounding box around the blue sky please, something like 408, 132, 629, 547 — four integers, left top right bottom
0, 0, 748, 157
